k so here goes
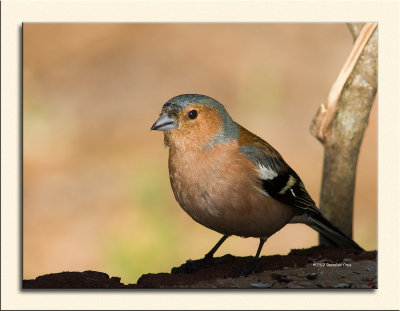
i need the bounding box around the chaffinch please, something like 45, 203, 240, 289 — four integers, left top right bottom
151, 94, 363, 272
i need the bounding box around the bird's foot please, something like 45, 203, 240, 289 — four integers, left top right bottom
171, 256, 214, 274
234, 258, 262, 277
171, 254, 232, 274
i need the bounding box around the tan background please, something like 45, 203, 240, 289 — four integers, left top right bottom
23, 23, 377, 284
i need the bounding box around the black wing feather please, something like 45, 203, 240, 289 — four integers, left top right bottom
240, 145, 318, 213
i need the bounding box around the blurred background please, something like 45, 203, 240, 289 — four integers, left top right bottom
23, 23, 377, 284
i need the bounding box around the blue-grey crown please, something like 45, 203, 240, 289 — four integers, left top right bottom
162, 94, 239, 147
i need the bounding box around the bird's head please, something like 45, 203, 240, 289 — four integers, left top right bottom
151, 94, 238, 150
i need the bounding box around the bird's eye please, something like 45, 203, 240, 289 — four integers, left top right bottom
188, 110, 198, 120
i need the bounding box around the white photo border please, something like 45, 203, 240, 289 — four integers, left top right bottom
1, 1, 399, 310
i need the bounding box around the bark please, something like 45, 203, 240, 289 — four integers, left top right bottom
310, 23, 377, 244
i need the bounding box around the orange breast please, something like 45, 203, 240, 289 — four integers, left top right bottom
168, 141, 296, 238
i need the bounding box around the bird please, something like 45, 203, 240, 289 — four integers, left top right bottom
151, 94, 363, 273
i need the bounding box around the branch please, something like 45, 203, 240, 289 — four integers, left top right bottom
347, 23, 367, 40
310, 23, 377, 243
310, 23, 377, 144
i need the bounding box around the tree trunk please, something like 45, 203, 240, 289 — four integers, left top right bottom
310, 23, 377, 244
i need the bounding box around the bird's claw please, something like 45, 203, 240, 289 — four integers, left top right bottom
171, 254, 233, 274
171, 256, 214, 274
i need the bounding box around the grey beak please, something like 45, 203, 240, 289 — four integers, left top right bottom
151, 114, 178, 131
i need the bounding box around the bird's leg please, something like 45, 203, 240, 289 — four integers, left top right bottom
171, 235, 230, 274
254, 237, 267, 260
236, 237, 267, 276
204, 234, 230, 261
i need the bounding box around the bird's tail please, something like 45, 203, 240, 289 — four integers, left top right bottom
307, 212, 364, 251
